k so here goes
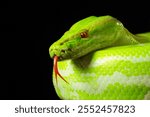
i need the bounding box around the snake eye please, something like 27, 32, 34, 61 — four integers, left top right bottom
80, 30, 88, 38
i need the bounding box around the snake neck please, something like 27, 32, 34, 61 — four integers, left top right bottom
135, 32, 150, 43
112, 27, 150, 47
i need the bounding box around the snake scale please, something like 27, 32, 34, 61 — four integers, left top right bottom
49, 15, 150, 100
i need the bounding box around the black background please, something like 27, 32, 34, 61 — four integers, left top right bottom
3, 1, 150, 99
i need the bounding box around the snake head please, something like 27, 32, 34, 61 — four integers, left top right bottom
49, 15, 123, 61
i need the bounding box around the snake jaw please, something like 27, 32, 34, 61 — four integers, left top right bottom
53, 56, 69, 84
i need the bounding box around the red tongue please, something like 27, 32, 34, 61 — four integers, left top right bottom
53, 56, 69, 84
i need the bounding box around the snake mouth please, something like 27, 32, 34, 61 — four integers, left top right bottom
53, 56, 69, 84
50, 47, 72, 61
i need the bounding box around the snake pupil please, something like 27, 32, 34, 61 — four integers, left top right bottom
80, 31, 88, 38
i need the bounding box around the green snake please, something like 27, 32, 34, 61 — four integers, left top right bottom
49, 15, 150, 100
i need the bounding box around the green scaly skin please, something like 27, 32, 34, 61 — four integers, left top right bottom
49, 15, 150, 100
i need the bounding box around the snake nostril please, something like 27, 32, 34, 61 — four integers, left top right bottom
60, 43, 63, 45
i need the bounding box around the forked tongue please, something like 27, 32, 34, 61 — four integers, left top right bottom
53, 56, 69, 84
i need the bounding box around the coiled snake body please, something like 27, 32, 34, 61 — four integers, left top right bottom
49, 16, 150, 99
